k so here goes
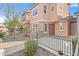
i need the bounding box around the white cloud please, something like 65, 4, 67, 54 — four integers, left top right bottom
70, 3, 78, 7
0, 17, 5, 23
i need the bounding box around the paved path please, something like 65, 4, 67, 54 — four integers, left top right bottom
0, 41, 24, 49
0, 40, 55, 56
3, 33, 28, 42
0, 41, 24, 56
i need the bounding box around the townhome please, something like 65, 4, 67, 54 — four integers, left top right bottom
22, 3, 73, 37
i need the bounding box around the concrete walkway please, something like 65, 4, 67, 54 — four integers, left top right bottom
0, 40, 56, 56
0, 41, 24, 49
3, 33, 28, 42
0, 41, 24, 56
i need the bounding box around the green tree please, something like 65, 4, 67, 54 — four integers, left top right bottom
1, 4, 20, 39
4, 15, 20, 39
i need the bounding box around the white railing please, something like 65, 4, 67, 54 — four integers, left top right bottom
38, 37, 73, 56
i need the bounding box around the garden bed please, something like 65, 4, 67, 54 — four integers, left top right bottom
9, 46, 56, 56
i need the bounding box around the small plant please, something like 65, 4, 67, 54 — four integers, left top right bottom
24, 40, 38, 56
0, 32, 5, 38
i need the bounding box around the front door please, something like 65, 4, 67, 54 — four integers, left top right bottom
49, 23, 55, 35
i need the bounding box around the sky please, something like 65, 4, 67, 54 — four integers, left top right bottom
69, 3, 78, 16
0, 3, 78, 23
0, 3, 33, 23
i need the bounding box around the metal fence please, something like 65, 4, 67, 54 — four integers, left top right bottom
30, 31, 78, 56
31, 32, 78, 56
38, 36, 74, 56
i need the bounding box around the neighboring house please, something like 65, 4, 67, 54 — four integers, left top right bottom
0, 23, 8, 32
21, 3, 75, 37
21, 9, 31, 30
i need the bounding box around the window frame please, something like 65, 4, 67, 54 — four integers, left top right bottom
44, 5, 47, 14
32, 24, 38, 32
44, 23, 48, 32
52, 7, 54, 12
32, 8, 38, 16
58, 22, 63, 32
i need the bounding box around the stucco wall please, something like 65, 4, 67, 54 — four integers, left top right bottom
30, 4, 45, 23
57, 3, 69, 18
30, 3, 58, 23
55, 21, 69, 37
71, 22, 77, 35
23, 3, 70, 37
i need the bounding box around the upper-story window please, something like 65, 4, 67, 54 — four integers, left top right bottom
52, 7, 54, 11
32, 8, 38, 16
44, 5, 47, 14
60, 7, 63, 14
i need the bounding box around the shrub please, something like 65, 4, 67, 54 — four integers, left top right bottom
24, 40, 38, 56
0, 32, 5, 38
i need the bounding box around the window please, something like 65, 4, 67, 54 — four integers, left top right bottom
32, 8, 38, 16
58, 23, 63, 31
60, 7, 63, 15
52, 7, 54, 11
44, 5, 47, 14
32, 24, 37, 32
44, 24, 47, 32
33, 24, 36, 32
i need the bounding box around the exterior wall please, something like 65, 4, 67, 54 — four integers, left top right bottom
30, 4, 45, 23
48, 4, 57, 22
71, 22, 77, 35
30, 3, 50, 34
30, 3, 57, 35
21, 9, 31, 37
54, 3, 70, 37
30, 3, 57, 23
68, 20, 71, 35
57, 3, 69, 18
23, 3, 70, 37
55, 21, 69, 37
